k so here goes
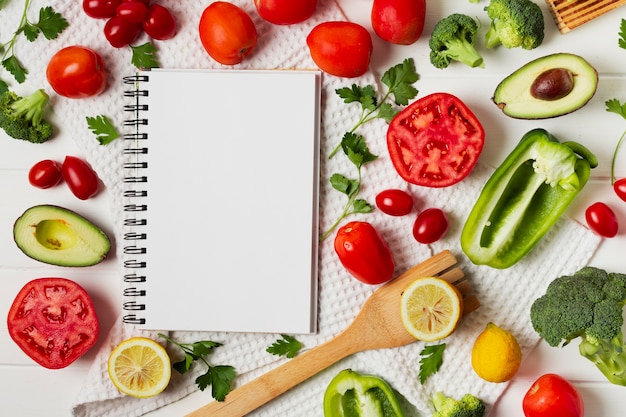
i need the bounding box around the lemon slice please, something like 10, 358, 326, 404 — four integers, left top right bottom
108, 337, 171, 398
400, 276, 463, 341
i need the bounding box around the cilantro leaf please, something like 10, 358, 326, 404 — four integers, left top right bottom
267, 334, 302, 358
130, 42, 160, 69
0, 79, 8, 95
159, 333, 236, 402
619, 18, 626, 50
2, 56, 27, 83
341, 132, 378, 168
418, 343, 446, 384
381, 58, 420, 106
86, 115, 120, 145
34, 6, 69, 40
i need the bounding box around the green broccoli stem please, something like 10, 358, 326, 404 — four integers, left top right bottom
579, 332, 626, 385
485, 24, 502, 49
10, 89, 50, 125
446, 38, 484, 68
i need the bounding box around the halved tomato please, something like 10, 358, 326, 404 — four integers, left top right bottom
386, 92, 485, 187
7, 277, 99, 369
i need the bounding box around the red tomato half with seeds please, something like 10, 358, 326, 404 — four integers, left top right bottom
306, 21, 372, 78
334, 221, 395, 285
387, 92, 485, 187
254, 0, 317, 25
522, 373, 583, 417
7, 277, 100, 369
371, 0, 426, 45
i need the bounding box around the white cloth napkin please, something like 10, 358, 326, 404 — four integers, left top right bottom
3, 1, 601, 416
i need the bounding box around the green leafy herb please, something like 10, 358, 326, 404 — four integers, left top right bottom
1, 2, 68, 84
266, 334, 302, 358
418, 343, 446, 384
0, 79, 8, 95
619, 18, 626, 50
321, 59, 419, 240
130, 42, 160, 69
86, 115, 120, 145
605, 98, 626, 184
158, 333, 236, 402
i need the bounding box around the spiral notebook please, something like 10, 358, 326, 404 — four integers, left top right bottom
120, 68, 321, 334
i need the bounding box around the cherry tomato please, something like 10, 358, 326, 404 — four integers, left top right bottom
375, 189, 414, 216
142, 4, 177, 40
371, 0, 426, 45
387, 92, 485, 187
254, 0, 317, 25
82, 0, 121, 19
585, 201, 618, 238
412, 208, 448, 244
334, 221, 395, 285
7, 277, 100, 369
46, 46, 108, 98
116, 0, 148, 23
28, 159, 62, 189
614, 177, 626, 202
199, 2, 257, 65
62, 156, 100, 200
104, 15, 141, 47
306, 21, 372, 78
522, 374, 584, 417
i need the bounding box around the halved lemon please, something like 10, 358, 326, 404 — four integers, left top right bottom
107, 337, 171, 398
400, 276, 463, 342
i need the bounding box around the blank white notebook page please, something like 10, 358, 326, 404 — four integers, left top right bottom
142, 69, 320, 333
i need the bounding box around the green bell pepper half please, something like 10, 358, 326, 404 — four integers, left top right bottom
323, 369, 405, 417
461, 128, 597, 269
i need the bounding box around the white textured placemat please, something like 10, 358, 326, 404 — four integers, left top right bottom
2, 1, 601, 416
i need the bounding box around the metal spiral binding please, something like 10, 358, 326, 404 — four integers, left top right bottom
122, 73, 149, 325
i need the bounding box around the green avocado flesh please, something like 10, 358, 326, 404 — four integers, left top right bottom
493, 53, 598, 119
13, 205, 111, 267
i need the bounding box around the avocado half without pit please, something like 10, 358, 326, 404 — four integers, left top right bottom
493, 53, 598, 119
13, 205, 111, 267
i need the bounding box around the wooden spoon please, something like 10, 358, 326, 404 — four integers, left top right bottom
185, 250, 479, 417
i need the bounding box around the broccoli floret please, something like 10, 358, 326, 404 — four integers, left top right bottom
431, 392, 486, 417
0, 89, 53, 143
429, 13, 484, 69
484, 0, 545, 50
530, 267, 626, 385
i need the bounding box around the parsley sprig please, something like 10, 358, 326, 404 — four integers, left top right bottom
158, 333, 236, 402
130, 42, 160, 69
266, 334, 302, 358
1, 1, 69, 85
321, 59, 419, 240
418, 343, 446, 384
86, 115, 119, 145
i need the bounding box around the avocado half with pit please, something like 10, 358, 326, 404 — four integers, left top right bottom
493, 53, 598, 119
13, 205, 111, 267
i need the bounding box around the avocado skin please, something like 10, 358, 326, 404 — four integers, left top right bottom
13, 204, 111, 267
492, 53, 598, 119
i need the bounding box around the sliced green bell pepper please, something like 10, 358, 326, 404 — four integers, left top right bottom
323, 369, 405, 417
461, 128, 597, 269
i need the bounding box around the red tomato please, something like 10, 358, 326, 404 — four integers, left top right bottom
334, 221, 395, 285
387, 92, 485, 187
371, 0, 426, 45
116, 0, 148, 23
82, 0, 121, 19
142, 4, 177, 40
104, 15, 141, 47
585, 201, 618, 238
46, 46, 108, 98
254, 0, 317, 25
7, 277, 100, 369
375, 189, 414, 216
62, 156, 100, 200
306, 21, 372, 78
522, 374, 584, 417
614, 178, 626, 202
199, 2, 258, 65
28, 159, 62, 189
412, 208, 448, 244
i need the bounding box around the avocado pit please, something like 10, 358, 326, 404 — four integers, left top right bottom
530, 68, 574, 101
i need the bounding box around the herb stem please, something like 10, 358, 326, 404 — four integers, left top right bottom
612, 129, 626, 184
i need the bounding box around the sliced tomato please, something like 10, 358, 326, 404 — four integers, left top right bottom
386, 92, 485, 187
7, 277, 99, 369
